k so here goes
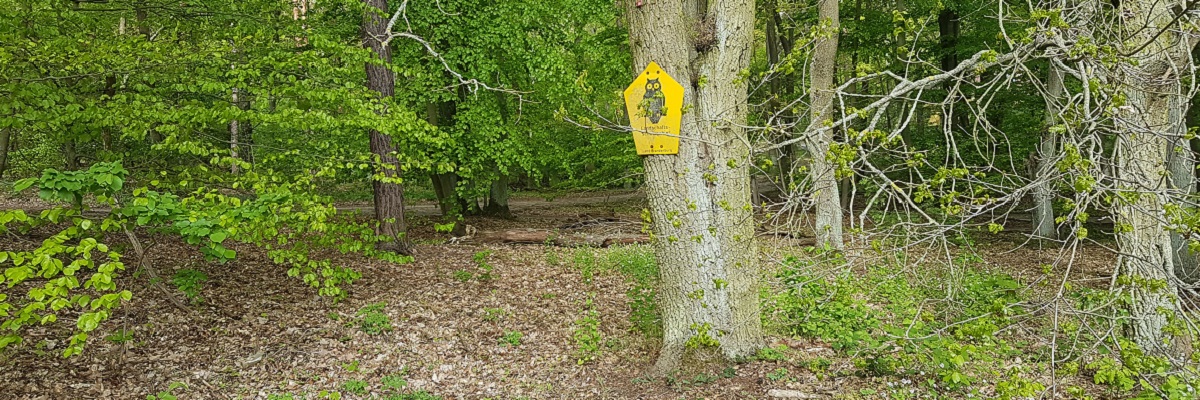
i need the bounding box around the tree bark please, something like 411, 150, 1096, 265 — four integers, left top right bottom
0, 126, 10, 179
363, 0, 412, 254
230, 87, 241, 174
805, 0, 843, 250
1113, 0, 1191, 354
137, 6, 162, 144
624, 0, 763, 375
1167, 91, 1199, 283
483, 172, 513, 219
1032, 65, 1063, 240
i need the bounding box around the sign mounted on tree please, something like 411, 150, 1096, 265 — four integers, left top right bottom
623, 62, 683, 155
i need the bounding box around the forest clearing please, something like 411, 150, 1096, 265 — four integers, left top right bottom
3, 0, 1200, 399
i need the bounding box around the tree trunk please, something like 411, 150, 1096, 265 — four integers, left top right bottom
0, 126, 10, 179
102, 74, 116, 151
1032, 65, 1063, 240
230, 87, 241, 174
137, 6, 162, 144
363, 0, 412, 254
1167, 93, 1199, 283
483, 172, 513, 219
62, 140, 79, 170
1113, 0, 1190, 354
805, 0, 843, 250
624, 0, 763, 375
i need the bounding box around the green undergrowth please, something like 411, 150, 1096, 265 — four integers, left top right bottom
571, 246, 661, 338
765, 246, 1200, 399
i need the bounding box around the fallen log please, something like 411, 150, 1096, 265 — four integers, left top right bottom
476, 229, 649, 247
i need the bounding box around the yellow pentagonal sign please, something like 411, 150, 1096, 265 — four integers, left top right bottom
624, 62, 683, 155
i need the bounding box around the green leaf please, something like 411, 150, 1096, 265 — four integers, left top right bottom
12, 178, 35, 192
209, 231, 227, 243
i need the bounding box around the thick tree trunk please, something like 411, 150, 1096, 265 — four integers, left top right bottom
483, 173, 513, 219
805, 0, 843, 250
363, 0, 411, 254
62, 140, 79, 170
1113, 0, 1190, 354
1032, 65, 1063, 240
624, 0, 763, 375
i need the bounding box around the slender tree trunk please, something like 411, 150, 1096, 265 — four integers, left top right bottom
1032, 65, 1063, 239
363, 0, 412, 254
624, 0, 763, 375
137, 7, 162, 144
0, 126, 10, 179
1113, 0, 1191, 354
102, 74, 116, 151
230, 87, 241, 174
805, 0, 843, 250
937, 9, 966, 132
1167, 93, 1199, 283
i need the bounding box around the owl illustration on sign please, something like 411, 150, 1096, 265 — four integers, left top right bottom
642, 78, 665, 124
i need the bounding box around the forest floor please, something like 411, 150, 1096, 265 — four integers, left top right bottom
0, 191, 1122, 399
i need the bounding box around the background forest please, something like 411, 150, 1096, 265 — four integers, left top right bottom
2, 0, 1200, 399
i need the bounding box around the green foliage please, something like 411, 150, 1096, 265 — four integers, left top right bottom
573, 297, 602, 364
600, 246, 660, 337
384, 391, 443, 400
146, 382, 187, 400
341, 379, 368, 395
171, 269, 208, 304
382, 373, 409, 392
105, 328, 134, 344
482, 307, 506, 322
356, 302, 392, 335
500, 330, 523, 347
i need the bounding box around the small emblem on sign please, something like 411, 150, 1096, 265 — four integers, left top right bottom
623, 62, 683, 155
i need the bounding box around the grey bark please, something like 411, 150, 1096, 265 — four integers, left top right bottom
624, 0, 763, 375
1113, 0, 1190, 354
805, 0, 843, 250
1167, 93, 1199, 283
1032, 65, 1064, 239
231, 87, 241, 174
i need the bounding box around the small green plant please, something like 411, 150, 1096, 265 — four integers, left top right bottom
500, 330, 523, 347
473, 250, 495, 281
105, 328, 134, 344
452, 270, 473, 282
382, 373, 409, 392
766, 367, 790, 382
483, 307, 506, 322
385, 391, 443, 400
146, 382, 187, 400
573, 298, 602, 364
356, 302, 392, 335
341, 360, 360, 372
755, 345, 788, 361
434, 221, 456, 233
342, 379, 368, 395
171, 268, 208, 303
